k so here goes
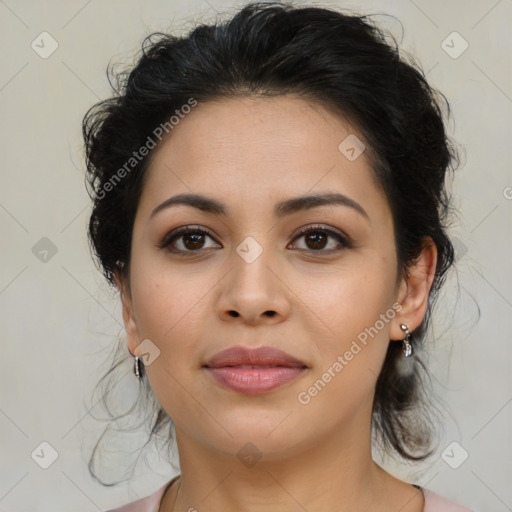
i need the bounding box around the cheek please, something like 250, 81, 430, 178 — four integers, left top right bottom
129, 266, 207, 419
130, 247, 208, 340
294, 277, 395, 418
297, 255, 396, 371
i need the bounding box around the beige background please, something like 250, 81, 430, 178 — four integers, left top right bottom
1, 0, 511, 510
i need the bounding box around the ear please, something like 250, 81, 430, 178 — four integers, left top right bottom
114, 269, 142, 358
390, 237, 438, 341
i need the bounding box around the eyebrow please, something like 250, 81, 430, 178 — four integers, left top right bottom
150, 192, 369, 222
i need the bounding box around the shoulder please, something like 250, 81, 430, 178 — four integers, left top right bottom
423, 488, 474, 512
104, 480, 173, 512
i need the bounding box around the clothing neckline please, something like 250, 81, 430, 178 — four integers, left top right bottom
157, 475, 180, 511
157, 476, 424, 512
412, 483, 425, 511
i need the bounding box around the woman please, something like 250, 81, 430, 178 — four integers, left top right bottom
83, 2, 473, 511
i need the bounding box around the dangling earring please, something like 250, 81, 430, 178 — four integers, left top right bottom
133, 354, 143, 380
400, 324, 413, 358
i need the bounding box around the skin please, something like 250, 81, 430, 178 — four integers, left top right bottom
115, 95, 437, 512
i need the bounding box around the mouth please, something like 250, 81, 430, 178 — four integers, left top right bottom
203, 345, 308, 369
203, 345, 308, 395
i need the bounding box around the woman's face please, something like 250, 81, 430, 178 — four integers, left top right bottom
119, 95, 421, 461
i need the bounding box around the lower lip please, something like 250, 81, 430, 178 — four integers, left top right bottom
205, 366, 306, 394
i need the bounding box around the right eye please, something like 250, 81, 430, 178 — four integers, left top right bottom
158, 225, 221, 254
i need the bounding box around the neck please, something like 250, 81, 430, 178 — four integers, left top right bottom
161, 406, 416, 512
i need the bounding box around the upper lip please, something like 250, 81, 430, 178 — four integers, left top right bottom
203, 345, 308, 368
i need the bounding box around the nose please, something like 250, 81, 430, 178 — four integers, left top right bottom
216, 248, 291, 326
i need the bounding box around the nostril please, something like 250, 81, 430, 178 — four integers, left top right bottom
264, 311, 276, 317
228, 311, 239, 317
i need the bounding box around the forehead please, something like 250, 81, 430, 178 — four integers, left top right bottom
138, 95, 389, 221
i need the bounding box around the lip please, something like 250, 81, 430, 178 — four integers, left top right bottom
203, 345, 308, 395
204, 345, 308, 369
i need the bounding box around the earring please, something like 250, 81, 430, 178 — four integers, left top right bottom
400, 324, 413, 358
133, 355, 143, 380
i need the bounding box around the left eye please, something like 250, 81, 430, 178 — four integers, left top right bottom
289, 226, 351, 252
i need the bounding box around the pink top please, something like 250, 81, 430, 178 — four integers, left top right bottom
105, 476, 474, 512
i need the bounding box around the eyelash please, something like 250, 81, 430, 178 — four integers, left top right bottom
158, 224, 353, 255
